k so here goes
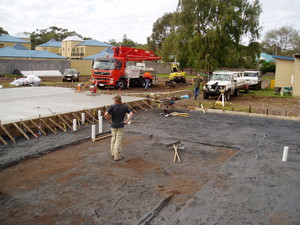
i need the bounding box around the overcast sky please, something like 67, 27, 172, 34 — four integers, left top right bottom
0, 0, 299, 44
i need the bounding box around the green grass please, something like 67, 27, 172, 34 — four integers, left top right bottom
242, 88, 292, 98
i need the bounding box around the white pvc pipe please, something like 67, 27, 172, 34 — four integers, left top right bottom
282, 146, 289, 161
127, 113, 131, 124
222, 93, 225, 106
98, 110, 102, 118
73, 119, 77, 131
99, 116, 103, 133
81, 113, 85, 124
91, 125, 96, 140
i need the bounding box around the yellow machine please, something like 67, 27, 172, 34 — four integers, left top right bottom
169, 63, 186, 83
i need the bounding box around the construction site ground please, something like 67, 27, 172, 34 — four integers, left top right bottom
0, 76, 300, 225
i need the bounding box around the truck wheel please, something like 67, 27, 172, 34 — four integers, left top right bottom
139, 78, 145, 87
225, 91, 230, 101
203, 92, 209, 99
118, 79, 127, 90
234, 89, 240, 96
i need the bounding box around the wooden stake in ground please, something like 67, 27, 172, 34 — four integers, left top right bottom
30, 120, 47, 136
40, 118, 56, 134
0, 123, 16, 143
13, 122, 30, 140
20, 121, 38, 138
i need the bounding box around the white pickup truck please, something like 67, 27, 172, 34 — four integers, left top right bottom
203, 71, 244, 100
243, 70, 262, 90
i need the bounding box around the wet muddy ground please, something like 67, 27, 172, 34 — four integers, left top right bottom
0, 109, 300, 224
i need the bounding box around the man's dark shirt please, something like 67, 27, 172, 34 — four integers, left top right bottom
107, 104, 131, 128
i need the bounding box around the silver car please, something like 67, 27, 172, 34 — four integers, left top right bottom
62, 69, 80, 82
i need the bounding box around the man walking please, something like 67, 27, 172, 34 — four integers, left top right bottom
192, 73, 206, 100
104, 95, 133, 161
143, 71, 153, 91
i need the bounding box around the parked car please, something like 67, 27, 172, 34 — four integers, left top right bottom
62, 69, 80, 82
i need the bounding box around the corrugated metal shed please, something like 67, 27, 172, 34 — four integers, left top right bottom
0, 47, 67, 59
36, 39, 61, 47
83, 47, 114, 60
0, 34, 30, 43
77, 39, 113, 47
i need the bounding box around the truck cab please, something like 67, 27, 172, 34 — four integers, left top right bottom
243, 70, 262, 89
203, 71, 244, 100
92, 57, 127, 89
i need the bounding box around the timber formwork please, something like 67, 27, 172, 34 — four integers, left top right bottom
0, 99, 152, 145
0, 90, 192, 145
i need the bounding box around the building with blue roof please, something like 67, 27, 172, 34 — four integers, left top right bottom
32, 35, 114, 59
0, 34, 31, 49
83, 47, 114, 60
271, 54, 300, 96
59, 36, 114, 59
259, 53, 276, 62
0, 46, 67, 59
36, 39, 61, 55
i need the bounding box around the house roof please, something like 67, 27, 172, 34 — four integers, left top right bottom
77, 39, 113, 47
0, 34, 30, 43
12, 43, 28, 50
36, 39, 61, 47
259, 53, 276, 62
83, 47, 114, 60
62, 35, 83, 42
0, 47, 67, 59
271, 55, 294, 61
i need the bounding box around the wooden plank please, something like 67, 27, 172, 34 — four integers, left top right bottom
0, 124, 16, 143
82, 80, 92, 89
92, 134, 112, 142
0, 135, 8, 145
142, 99, 154, 109
57, 115, 73, 130
149, 99, 161, 108
40, 118, 56, 134
63, 115, 74, 126
49, 118, 66, 132
30, 120, 47, 136
20, 121, 38, 138
13, 122, 30, 140
173, 144, 181, 163
85, 110, 99, 123
72, 113, 85, 126
135, 101, 147, 111
125, 102, 137, 113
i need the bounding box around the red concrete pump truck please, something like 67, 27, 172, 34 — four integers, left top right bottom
91, 46, 161, 89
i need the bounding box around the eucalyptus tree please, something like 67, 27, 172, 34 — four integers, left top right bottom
150, 0, 262, 71
262, 25, 300, 56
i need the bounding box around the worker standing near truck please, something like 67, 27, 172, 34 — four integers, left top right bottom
192, 74, 206, 100
143, 71, 153, 91
104, 95, 134, 161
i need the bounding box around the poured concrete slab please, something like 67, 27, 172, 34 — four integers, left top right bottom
0, 87, 143, 124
